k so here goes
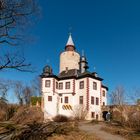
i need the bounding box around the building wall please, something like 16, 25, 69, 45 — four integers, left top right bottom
88, 78, 102, 120
72, 78, 87, 118
42, 77, 107, 121
57, 79, 75, 117
42, 78, 58, 119
59, 51, 80, 73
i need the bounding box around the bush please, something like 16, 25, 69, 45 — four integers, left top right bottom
5, 124, 16, 131
111, 105, 140, 131
126, 111, 140, 132
53, 115, 69, 122
30, 96, 41, 106
90, 119, 99, 124
10, 106, 43, 124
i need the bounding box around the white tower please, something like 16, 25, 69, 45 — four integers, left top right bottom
59, 34, 80, 73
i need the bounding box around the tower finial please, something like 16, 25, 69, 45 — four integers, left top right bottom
68, 27, 72, 35
46, 59, 50, 64
82, 50, 85, 56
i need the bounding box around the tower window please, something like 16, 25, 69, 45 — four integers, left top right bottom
79, 96, 83, 104
79, 81, 84, 89
93, 82, 97, 90
96, 97, 99, 105
103, 102, 105, 106
59, 82, 63, 89
65, 67, 68, 72
65, 82, 70, 89
65, 96, 69, 103
103, 90, 105, 97
91, 96, 94, 105
48, 96, 52, 101
45, 80, 51, 87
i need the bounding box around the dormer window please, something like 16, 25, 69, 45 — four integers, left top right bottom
93, 82, 97, 90
65, 82, 70, 89
45, 80, 50, 87
59, 82, 63, 89
79, 81, 84, 89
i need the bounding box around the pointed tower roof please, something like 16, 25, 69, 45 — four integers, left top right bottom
66, 34, 74, 46
65, 33, 75, 51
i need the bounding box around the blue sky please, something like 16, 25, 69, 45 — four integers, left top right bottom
0, 0, 140, 101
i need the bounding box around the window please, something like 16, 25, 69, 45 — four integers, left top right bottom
48, 96, 52, 101
91, 112, 95, 118
103, 102, 105, 106
61, 98, 63, 103
56, 82, 58, 89
91, 96, 94, 105
59, 82, 63, 89
65, 67, 68, 71
65, 96, 69, 103
96, 97, 99, 105
45, 80, 50, 87
93, 82, 97, 90
79, 96, 83, 104
65, 82, 70, 89
79, 81, 84, 89
103, 90, 105, 97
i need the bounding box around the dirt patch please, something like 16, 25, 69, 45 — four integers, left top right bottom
48, 131, 101, 140
79, 121, 126, 140
101, 122, 140, 140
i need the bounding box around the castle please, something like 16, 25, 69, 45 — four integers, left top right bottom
40, 34, 108, 120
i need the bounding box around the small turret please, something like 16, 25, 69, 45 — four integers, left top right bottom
42, 65, 53, 76
79, 53, 89, 73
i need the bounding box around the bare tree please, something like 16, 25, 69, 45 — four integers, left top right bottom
23, 85, 32, 105
0, 0, 38, 71
128, 88, 140, 104
72, 105, 88, 120
31, 76, 41, 96
0, 52, 32, 72
14, 81, 24, 105
0, 79, 10, 117
0, 79, 11, 98
0, 0, 37, 45
110, 86, 125, 105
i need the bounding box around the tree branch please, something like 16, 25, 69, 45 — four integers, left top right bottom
0, 53, 34, 72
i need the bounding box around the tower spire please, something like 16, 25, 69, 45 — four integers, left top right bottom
65, 33, 75, 51
66, 33, 74, 46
